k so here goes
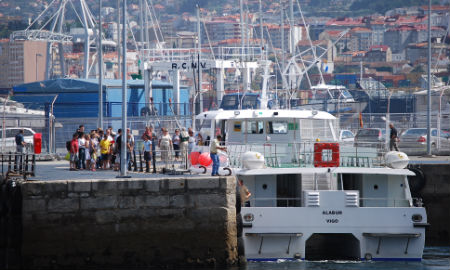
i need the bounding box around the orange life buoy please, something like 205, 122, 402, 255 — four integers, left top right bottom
314, 142, 340, 167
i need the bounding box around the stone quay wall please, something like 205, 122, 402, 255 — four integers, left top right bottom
410, 164, 450, 246
20, 176, 238, 269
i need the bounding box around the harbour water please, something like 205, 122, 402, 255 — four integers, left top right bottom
244, 247, 449, 270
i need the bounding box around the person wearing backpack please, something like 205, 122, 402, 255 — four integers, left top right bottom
179, 128, 189, 163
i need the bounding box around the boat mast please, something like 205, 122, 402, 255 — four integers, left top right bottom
197, 5, 203, 113
281, 5, 287, 90
259, 0, 264, 60
117, 0, 121, 78
289, 0, 295, 55
98, 0, 104, 128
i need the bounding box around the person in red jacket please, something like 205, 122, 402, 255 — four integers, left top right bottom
70, 133, 79, 171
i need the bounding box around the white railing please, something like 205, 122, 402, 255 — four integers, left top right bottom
226, 141, 385, 169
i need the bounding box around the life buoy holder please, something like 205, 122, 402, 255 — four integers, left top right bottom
314, 142, 340, 167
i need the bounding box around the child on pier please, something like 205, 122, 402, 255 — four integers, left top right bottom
100, 134, 111, 170
143, 135, 152, 173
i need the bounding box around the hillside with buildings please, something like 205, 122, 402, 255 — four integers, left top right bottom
0, 0, 449, 94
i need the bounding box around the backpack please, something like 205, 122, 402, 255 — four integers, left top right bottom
15, 134, 22, 145
66, 141, 71, 152
180, 131, 189, 142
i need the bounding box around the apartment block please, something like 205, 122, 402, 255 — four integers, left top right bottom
0, 39, 47, 88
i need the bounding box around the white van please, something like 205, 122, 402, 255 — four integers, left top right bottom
0, 127, 36, 152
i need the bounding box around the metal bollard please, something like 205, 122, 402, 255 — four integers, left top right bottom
25, 154, 29, 174
31, 154, 36, 177
139, 150, 143, 172
133, 149, 137, 171
152, 152, 156, 173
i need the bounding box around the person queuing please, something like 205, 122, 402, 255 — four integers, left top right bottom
142, 135, 152, 173
179, 128, 189, 164
159, 128, 173, 169
100, 134, 111, 170
77, 132, 86, 170
188, 128, 195, 154
69, 133, 79, 171
114, 129, 122, 171
126, 128, 135, 170
172, 129, 181, 161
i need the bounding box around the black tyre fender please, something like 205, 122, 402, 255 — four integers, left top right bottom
199, 165, 207, 174
237, 236, 245, 257
223, 167, 232, 176
236, 213, 243, 238
407, 167, 426, 194
236, 186, 241, 214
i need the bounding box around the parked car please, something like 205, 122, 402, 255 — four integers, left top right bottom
398, 128, 450, 151
354, 128, 386, 149
0, 127, 35, 152
338, 129, 355, 142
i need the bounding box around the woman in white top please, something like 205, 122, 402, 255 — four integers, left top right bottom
84, 134, 91, 170
158, 128, 173, 168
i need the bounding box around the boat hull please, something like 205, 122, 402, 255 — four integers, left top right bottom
242, 206, 426, 261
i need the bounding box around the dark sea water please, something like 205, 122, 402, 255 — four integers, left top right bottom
243, 247, 449, 270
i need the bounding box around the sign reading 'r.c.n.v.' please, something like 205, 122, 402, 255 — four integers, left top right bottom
171, 62, 207, 70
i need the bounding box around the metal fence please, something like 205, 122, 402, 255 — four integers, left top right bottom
0, 111, 449, 156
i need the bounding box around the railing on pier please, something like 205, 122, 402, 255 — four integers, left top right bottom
0, 152, 36, 180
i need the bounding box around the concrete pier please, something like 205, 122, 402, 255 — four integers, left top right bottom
2, 174, 238, 269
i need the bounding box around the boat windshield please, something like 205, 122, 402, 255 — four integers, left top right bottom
220, 94, 259, 110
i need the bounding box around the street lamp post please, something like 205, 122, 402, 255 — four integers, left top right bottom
35, 53, 43, 81
118, 0, 129, 178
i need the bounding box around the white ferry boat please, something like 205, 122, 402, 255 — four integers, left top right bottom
195, 108, 428, 262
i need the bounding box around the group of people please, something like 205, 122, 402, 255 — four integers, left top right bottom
67, 125, 223, 174
68, 125, 136, 172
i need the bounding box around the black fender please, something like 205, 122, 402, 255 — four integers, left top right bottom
223, 167, 232, 176
407, 167, 426, 194
237, 236, 245, 258
199, 165, 207, 174
236, 186, 241, 214
236, 213, 243, 238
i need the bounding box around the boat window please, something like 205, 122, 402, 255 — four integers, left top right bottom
244, 121, 264, 134
242, 95, 258, 109
300, 119, 335, 141
221, 95, 238, 108
200, 120, 211, 129
315, 90, 330, 99
341, 90, 353, 98
267, 121, 288, 134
